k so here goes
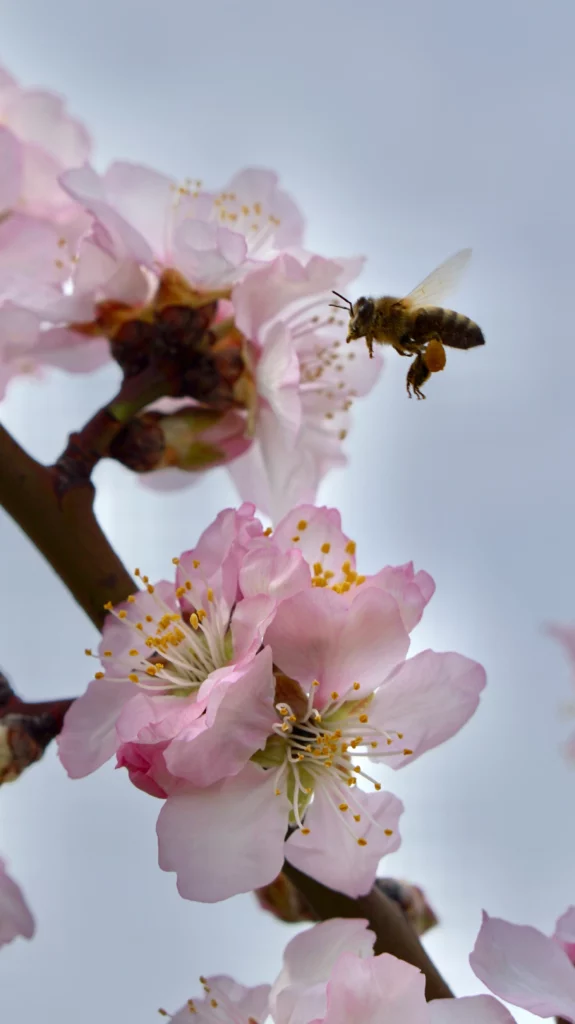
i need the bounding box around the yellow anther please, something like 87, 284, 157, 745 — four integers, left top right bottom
275, 788, 281, 796
332, 584, 344, 594
341, 581, 351, 592
312, 680, 320, 687
357, 837, 368, 847
147, 584, 155, 594
371, 741, 378, 748
346, 571, 357, 583
253, 201, 262, 215
313, 562, 323, 576
353, 681, 361, 691
375, 782, 382, 791
104, 601, 113, 612
206, 588, 214, 602
345, 540, 356, 555
118, 610, 127, 619
341, 560, 351, 574
291, 535, 300, 543
281, 722, 290, 733
403, 748, 413, 756
158, 1010, 169, 1017
356, 575, 366, 586
397, 732, 404, 739
129, 673, 139, 683
136, 623, 143, 631
146, 665, 158, 676
193, 559, 200, 569
176, 586, 185, 598
330, 691, 339, 700
339, 803, 348, 812
197, 608, 207, 621
300, 828, 310, 835
323, 570, 335, 580
84, 648, 92, 656
103, 650, 112, 658
190, 613, 199, 629
129, 649, 139, 657
142, 575, 149, 584
210, 1000, 218, 1008
172, 557, 180, 565
353, 765, 361, 773
185, 580, 192, 590
359, 714, 368, 724
297, 519, 308, 530
386, 738, 393, 745
321, 542, 331, 554
134, 568, 141, 576
145, 614, 153, 623
353, 814, 361, 822
94, 672, 104, 679
127, 595, 135, 603
263, 526, 273, 536
384, 828, 394, 836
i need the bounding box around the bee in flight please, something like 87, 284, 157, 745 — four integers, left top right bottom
330, 248, 484, 399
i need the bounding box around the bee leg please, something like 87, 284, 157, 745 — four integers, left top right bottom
395, 334, 422, 357
365, 335, 375, 358
406, 353, 430, 400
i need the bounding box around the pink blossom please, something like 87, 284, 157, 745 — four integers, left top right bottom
470, 910, 575, 1021
0, 64, 90, 225
58, 504, 273, 780
58, 163, 305, 308
163, 919, 514, 1024
228, 253, 382, 519
0, 858, 35, 947
61, 503, 484, 903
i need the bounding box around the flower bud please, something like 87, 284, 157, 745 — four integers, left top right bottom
109, 405, 251, 475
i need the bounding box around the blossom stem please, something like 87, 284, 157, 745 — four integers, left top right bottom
0, 421, 135, 628
283, 862, 453, 1000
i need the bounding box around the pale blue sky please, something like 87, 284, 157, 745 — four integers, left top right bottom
1, 0, 575, 1020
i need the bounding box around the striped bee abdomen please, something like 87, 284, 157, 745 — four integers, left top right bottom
412, 307, 485, 350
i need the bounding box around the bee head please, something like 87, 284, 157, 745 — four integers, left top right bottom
347, 296, 375, 341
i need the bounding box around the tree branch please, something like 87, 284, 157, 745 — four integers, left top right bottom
0, 671, 73, 782
0, 422, 134, 629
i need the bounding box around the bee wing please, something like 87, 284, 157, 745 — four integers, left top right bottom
404, 248, 472, 308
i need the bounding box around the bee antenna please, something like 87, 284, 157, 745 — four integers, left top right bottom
331, 290, 353, 315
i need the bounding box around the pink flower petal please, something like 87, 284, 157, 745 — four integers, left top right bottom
429, 996, 517, 1024
365, 563, 435, 632
318, 950, 427, 1024
103, 161, 174, 257
57, 679, 136, 777
156, 763, 289, 901
257, 320, 301, 433
554, 907, 575, 962
164, 648, 276, 786
273, 505, 355, 579
0, 127, 22, 212
226, 168, 305, 250
61, 165, 156, 264
239, 546, 310, 602
1, 89, 90, 166
470, 911, 575, 1021
369, 650, 486, 768
285, 787, 403, 898
0, 859, 35, 946
265, 586, 409, 707
233, 253, 345, 340
270, 919, 374, 1024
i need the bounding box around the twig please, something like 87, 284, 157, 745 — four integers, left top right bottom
0, 671, 73, 782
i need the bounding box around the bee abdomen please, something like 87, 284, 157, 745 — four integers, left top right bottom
412, 307, 485, 350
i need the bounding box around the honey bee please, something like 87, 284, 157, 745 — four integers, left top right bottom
330, 248, 484, 399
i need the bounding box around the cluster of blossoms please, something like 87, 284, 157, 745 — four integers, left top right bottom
161, 913, 575, 1024
58, 503, 485, 902
0, 63, 381, 517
